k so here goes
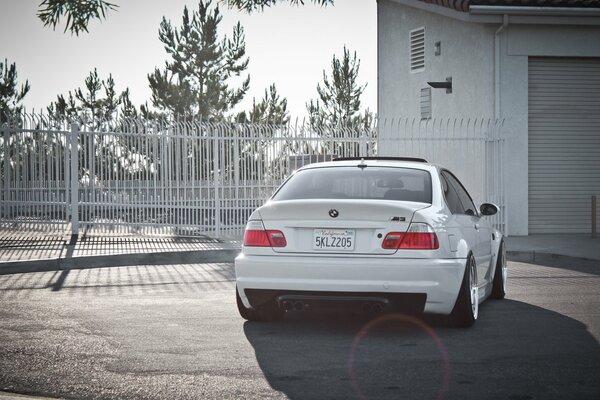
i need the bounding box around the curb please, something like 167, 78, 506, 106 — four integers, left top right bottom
507, 250, 599, 263
0, 392, 61, 400
0, 249, 240, 276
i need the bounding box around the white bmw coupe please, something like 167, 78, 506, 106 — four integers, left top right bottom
235, 157, 507, 327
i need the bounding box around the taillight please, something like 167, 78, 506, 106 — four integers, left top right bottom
243, 225, 287, 248
243, 230, 270, 247
382, 232, 404, 249
267, 230, 287, 247
382, 223, 439, 250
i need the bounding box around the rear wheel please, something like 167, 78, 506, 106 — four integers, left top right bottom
449, 254, 478, 328
236, 287, 283, 322
491, 240, 507, 299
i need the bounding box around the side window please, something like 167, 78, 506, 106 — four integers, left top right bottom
440, 173, 464, 214
443, 171, 477, 216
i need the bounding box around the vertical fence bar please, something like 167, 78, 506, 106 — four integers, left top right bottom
70, 121, 79, 237
592, 195, 597, 239
213, 127, 221, 238
2, 125, 9, 221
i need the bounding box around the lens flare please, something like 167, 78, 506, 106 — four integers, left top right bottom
347, 313, 450, 400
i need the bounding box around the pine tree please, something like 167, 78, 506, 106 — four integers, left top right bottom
307, 46, 368, 128
37, 0, 118, 36
225, 0, 333, 12
0, 59, 30, 122
47, 68, 136, 128
306, 46, 373, 156
35, 0, 332, 36
148, 0, 250, 119
237, 84, 289, 124
46, 69, 145, 185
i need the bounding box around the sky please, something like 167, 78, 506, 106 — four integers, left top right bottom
0, 0, 377, 118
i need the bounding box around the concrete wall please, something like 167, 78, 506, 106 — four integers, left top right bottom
377, 0, 496, 119
378, 0, 600, 235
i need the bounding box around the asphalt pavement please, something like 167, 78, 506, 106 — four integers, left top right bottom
0, 257, 599, 400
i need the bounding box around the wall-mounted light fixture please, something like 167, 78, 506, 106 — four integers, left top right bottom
427, 77, 452, 94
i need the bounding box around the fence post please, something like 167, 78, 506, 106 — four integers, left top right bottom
2, 124, 9, 221
70, 121, 79, 238
360, 128, 367, 157
213, 129, 221, 238
593, 195, 597, 239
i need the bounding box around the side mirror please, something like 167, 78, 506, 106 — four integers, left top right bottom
480, 203, 498, 216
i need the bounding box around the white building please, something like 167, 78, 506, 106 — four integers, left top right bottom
377, 0, 600, 235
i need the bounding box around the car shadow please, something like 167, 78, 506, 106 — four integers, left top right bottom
244, 300, 600, 400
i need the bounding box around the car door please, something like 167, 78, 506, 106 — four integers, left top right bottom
443, 171, 493, 286
439, 171, 480, 275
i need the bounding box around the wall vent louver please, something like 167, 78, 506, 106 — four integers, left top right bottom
410, 27, 425, 73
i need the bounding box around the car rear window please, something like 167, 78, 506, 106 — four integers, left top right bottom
272, 167, 432, 204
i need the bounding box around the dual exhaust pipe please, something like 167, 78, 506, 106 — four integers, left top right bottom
282, 300, 308, 312
362, 303, 383, 313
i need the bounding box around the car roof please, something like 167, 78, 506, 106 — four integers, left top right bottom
297, 159, 439, 172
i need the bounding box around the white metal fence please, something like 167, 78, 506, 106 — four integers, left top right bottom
1, 114, 505, 238
1, 114, 376, 239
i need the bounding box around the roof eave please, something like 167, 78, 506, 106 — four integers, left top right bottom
390, 0, 600, 25
470, 5, 600, 17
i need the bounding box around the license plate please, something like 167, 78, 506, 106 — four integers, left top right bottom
313, 229, 355, 251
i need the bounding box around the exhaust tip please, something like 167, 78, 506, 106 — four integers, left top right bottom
282, 301, 293, 312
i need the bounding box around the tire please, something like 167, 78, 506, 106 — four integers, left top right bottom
449, 254, 478, 328
491, 240, 507, 299
236, 287, 283, 322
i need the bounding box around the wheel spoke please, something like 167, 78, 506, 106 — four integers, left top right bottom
502, 246, 508, 291
469, 258, 478, 319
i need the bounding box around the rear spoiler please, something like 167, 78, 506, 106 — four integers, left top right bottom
333, 157, 428, 163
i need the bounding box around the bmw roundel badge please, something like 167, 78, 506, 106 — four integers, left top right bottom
329, 209, 339, 218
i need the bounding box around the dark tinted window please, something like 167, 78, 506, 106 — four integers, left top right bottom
440, 173, 464, 214
273, 167, 432, 204
442, 171, 477, 215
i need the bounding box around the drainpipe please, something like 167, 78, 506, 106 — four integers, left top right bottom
494, 14, 509, 119
494, 14, 509, 235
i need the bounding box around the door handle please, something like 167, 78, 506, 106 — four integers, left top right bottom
474, 223, 480, 230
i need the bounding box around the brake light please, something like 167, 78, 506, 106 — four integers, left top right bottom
382, 232, 404, 249
267, 230, 287, 247
382, 223, 439, 250
243, 229, 287, 247
401, 223, 439, 249
400, 232, 439, 249
243, 230, 270, 247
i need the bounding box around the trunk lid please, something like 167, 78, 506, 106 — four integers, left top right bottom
258, 199, 429, 255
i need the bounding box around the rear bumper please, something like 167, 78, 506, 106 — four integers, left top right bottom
235, 254, 466, 315
246, 289, 427, 314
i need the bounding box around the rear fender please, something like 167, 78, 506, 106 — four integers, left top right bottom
455, 238, 471, 259
490, 230, 504, 274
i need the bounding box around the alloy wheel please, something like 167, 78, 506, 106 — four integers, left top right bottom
469, 257, 479, 320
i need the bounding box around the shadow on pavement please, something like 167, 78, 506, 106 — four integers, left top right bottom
244, 300, 600, 400
0, 263, 235, 298
0, 230, 231, 263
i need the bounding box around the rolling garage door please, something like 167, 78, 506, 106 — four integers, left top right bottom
528, 58, 600, 234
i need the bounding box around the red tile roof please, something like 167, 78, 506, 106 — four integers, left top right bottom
419, 0, 600, 12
